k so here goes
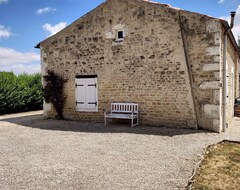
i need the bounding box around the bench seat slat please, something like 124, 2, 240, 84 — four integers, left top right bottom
105, 113, 138, 119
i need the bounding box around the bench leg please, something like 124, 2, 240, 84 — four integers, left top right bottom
131, 118, 138, 128
104, 117, 107, 126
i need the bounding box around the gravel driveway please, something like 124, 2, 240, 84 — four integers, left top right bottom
0, 111, 239, 190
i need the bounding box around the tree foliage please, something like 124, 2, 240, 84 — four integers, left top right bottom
42, 71, 67, 119
0, 72, 43, 115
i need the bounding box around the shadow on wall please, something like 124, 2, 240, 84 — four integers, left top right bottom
0, 112, 213, 137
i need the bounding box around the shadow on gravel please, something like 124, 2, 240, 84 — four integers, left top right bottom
0, 114, 212, 137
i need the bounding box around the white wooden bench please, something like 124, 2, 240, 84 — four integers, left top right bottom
104, 103, 139, 127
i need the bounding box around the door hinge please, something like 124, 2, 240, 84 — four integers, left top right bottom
88, 101, 97, 106
75, 84, 84, 88
88, 83, 97, 88
76, 101, 84, 105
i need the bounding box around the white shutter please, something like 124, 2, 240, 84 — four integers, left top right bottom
75, 77, 98, 112
85, 78, 97, 110
75, 78, 86, 110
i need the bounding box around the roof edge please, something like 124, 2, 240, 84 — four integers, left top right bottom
34, 1, 107, 49
34, 0, 240, 56
221, 20, 240, 55
35, 43, 40, 49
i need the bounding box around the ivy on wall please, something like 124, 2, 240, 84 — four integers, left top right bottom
42, 71, 67, 119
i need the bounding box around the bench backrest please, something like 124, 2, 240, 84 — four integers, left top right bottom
111, 103, 138, 114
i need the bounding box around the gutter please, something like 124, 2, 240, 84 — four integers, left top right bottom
35, 43, 40, 49
222, 11, 236, 132
220, 20, 239, 54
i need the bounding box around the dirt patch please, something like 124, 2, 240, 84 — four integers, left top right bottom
191, 141, 240, 190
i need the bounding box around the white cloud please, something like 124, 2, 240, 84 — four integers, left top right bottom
42, 22, 67, 36
218, 0, 224, 4
36, 7, 57, 15
0, 47, 40, 74
0, 63, 40, 75
219, 16, 229, 21
220, 5, 240, 41
0, 25, 11, 39
0, 47, 39, 65
0, 0, 8, 4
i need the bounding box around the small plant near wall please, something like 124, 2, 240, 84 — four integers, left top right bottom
42, 70, 67, 119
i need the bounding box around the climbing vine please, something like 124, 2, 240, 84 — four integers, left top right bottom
42, 70, 67, 119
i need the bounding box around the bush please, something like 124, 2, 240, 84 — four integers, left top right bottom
0, 72, 43, 115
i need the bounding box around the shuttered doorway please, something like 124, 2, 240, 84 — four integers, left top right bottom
75, 75, 98, 112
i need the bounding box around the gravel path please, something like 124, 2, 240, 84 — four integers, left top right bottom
0, 111, 239, 190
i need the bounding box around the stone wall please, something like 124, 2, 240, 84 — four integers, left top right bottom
226, 35, 239, 125
40, 0, 239, 132
177, 11, 223, 132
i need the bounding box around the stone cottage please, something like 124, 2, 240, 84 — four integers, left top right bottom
36, 0, 239, 132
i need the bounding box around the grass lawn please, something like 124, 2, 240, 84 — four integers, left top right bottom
192, 141, 240, 190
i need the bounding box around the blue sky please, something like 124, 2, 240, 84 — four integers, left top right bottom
0, 0, 239, 74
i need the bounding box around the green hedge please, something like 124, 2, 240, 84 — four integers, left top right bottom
0, 72, 43, 115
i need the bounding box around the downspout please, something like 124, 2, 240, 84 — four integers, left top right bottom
222, 11, 236, 132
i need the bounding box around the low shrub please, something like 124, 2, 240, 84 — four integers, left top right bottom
0, 72, 43, 115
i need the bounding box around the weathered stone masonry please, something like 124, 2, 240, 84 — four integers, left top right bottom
38, 0, 239, 132
179, 11, 224, 132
